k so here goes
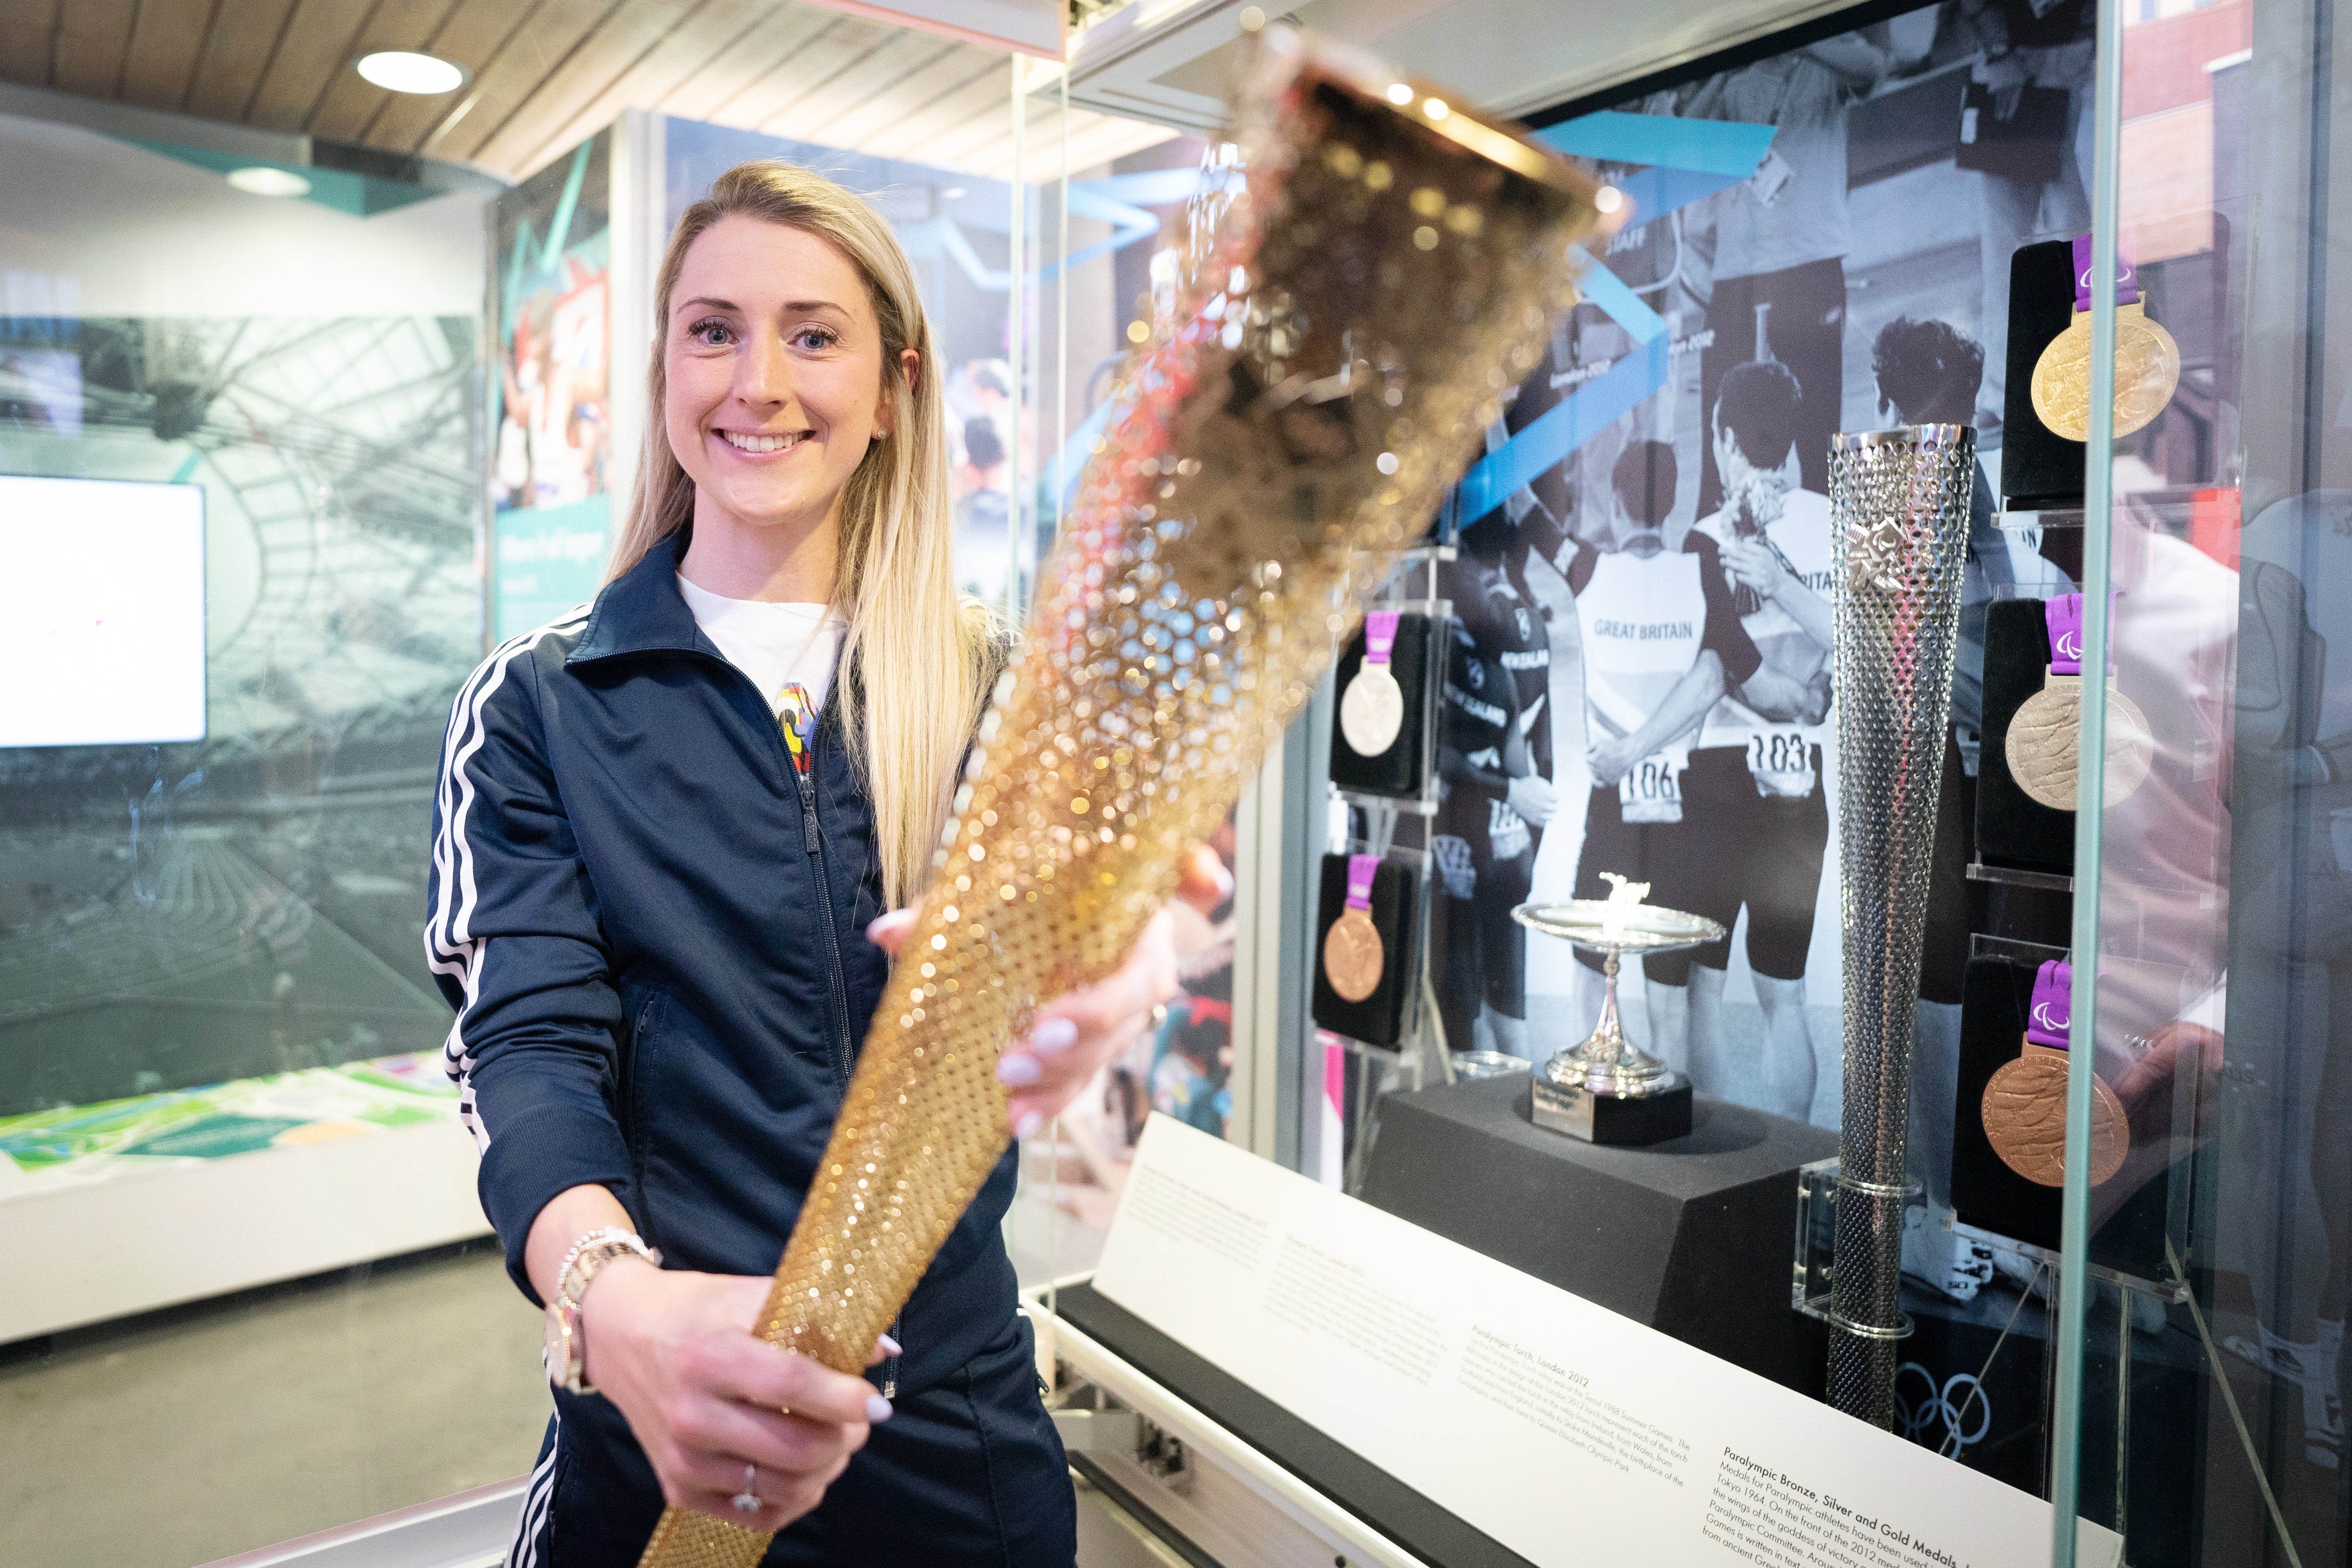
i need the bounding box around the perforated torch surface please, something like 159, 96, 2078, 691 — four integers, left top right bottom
1824, 427, 1974, 1431
635, 29, 1609, 1567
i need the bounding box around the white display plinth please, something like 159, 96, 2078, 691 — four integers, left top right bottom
1092, 1113, 2122, 1568
0, 1055, 490, 1343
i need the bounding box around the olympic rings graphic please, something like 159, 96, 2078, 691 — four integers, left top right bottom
1894, 1361, 1991, 1458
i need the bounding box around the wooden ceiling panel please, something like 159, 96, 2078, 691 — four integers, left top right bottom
120, 0, 215, 112
645, 4, 838, 125
798, 30, 993, 149
0, 0, 1175, 183
955, 96, 1171, 182
245, 0, 380, 133
306, 0, 466, 142
181, 0, 298, 123
49, 0, 139, 101
436, 0, 621, 162
699, 12, 896, 138
758, 27, 957, 141
360, 0, 543, 151
508, 0, 772, 174
915, 80, 1042, 168
469, 0, 714, 173
0, 0, 58, 88
853, 56, 1008, 159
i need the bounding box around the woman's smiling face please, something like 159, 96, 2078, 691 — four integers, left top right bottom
664, 215, 909, 537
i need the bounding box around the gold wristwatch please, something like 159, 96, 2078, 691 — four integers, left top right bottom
543, 1227, 659, 1395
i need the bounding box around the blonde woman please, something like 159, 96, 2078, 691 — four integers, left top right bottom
429, 162, 1207, 1564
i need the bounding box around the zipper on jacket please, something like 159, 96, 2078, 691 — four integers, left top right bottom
791, 714, 860, 1093
702, 652, 860, 1095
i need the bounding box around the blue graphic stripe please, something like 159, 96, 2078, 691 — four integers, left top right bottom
501, 140, 595, 334
1570, 247, 1665, 344
1537, 110, 1776, 178
1455, 341, 1669, 521
1604, 164, 1750, 225
1442, 112, 1770, 522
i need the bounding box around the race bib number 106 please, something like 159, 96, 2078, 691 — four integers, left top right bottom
1620, 754, 1684, 823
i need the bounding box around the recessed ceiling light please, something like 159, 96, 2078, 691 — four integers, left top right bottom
355, 50, 467, 95
226, 166, 313, 198
942, 186, 969, 199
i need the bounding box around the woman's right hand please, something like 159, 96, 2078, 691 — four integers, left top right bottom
577, 1261, 892, 1531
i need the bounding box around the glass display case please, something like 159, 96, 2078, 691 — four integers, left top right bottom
0, 98, 531, 1562
2050, 0, 2335, 1563
1012, 2, 2350, 1567
998, 60, 1318, 1298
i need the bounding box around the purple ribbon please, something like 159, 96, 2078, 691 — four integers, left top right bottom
2070, 232, 2140, 314
1364, 610, 1400, 669
2026, 960, 2072, 1049
1345, 853, 1379, 912
2045, 595, 2084, 676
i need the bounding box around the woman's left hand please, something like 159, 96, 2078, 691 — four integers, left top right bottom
867, 843, 1229, 1136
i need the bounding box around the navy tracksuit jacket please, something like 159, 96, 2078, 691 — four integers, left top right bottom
425, 535, 1073, 1565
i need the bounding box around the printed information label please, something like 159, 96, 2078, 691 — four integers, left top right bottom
1092, 1116, 2119, 1568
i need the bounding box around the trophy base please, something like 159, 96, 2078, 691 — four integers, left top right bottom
1530, 1072, 1694, 1145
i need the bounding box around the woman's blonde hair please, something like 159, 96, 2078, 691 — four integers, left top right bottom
606, 160, 1002, 906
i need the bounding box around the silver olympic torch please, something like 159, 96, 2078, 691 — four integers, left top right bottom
1826, 424, 1975, 1428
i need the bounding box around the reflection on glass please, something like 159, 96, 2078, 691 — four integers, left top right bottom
2060, 1, 2352, 1562
0, 108, 538, 1562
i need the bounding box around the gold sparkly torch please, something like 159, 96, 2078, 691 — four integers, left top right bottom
637, 27, 1615, 1567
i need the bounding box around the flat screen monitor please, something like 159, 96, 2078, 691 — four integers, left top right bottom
0, 474, 207, 748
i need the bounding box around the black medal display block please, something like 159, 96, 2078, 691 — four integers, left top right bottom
1326, 611, 1438, 797
1976, 596, 2075, 874
1310, 854, 1417, 1046
1950, 955, 2170, 1279
1359, 1075, 1837, 1392
2000, 238, 2086, 510
1530, 1072, 1693, 1145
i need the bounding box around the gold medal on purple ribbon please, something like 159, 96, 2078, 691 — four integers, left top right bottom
1339, 609, 1407, 758
2004, 592, 2153, 811
1323, 852, 1387, 1002
1981, 959, 2128, 1187
2030, 233, 2181, 442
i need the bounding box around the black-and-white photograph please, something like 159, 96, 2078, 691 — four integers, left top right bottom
1433, 0, 2097, 1125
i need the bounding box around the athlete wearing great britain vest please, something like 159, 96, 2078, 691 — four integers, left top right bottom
1678, 360, 1837, 1117
1565, 441, 1760, 1037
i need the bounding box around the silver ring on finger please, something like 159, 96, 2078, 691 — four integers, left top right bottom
730, 1462, 761, 1515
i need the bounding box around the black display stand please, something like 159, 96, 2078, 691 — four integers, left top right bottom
1951, 953, 2174, 1279
2000, 238, 2086, 510
1355, 1075, 1837, 1393
1327, 611, 1440, 798
1310, 853, 1419, 1047
1325, 545, 1456, 1187
1976, 596, 2077, 873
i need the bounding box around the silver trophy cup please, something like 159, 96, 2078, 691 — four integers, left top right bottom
1512, 892, 1725, 1145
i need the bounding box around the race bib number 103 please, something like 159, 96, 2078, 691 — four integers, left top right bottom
1747, 729, 1817, 798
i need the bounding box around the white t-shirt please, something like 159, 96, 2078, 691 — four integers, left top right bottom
1694, 485, 1836, 754
676, 574, 847, 718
